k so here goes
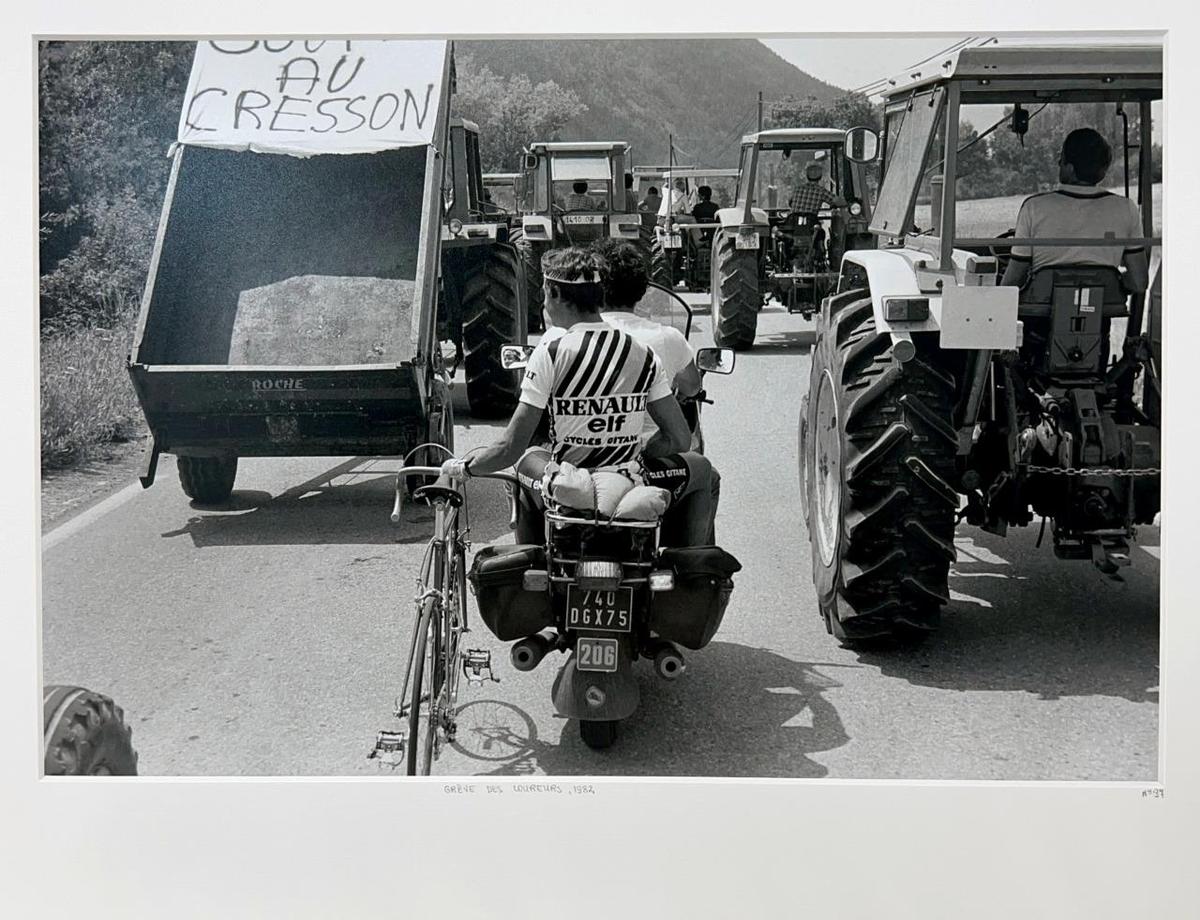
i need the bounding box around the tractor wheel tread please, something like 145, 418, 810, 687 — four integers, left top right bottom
712, 231, 760, 350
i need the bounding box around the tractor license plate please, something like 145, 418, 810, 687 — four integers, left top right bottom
736, 228, 760, 250
576, 637, 619, 673
566, 587, 633, 633
665, 232, 682, 248
564, 215, 604, 224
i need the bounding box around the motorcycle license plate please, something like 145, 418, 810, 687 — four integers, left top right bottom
566, 587, 633, 633
736, 228, 760, 250
576, 637, 619, 673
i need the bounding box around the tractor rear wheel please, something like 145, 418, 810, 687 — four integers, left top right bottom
712, 230, 760, 350
509, 227, 545, 333
801, 291, 959, 645
461, 244, 528, 419
649, 236, 673, 288
178, 455, 237, 505
43, 685, 138, 776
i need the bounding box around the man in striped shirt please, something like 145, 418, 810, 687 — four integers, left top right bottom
442, 247, 718, 546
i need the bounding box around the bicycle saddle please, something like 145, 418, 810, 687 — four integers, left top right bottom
413, 475, 464, 507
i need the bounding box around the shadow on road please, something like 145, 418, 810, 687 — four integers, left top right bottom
450, 641, 852, 778
751, 328, 815, 354
160, 452, 518, 548
853, 528, 1160, 704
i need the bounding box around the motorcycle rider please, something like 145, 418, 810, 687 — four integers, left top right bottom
442, 248, 718, 547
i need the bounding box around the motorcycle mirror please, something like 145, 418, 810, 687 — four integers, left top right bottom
696, 347, 735, 375
500, 344, 536, 370
844, 126, 880, 163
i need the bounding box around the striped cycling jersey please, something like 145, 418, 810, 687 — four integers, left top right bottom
519, 321, 672, 468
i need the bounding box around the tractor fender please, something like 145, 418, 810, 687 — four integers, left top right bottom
716, 206, 769, 230
839, 249, 940, 335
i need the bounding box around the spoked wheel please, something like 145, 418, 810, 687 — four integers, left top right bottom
406, 597, 440, 775
579, 719, 619, 750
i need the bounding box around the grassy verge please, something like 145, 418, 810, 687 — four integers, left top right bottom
40, 306, 144, 470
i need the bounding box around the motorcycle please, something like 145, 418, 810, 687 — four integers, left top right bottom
471, 312, 739, 749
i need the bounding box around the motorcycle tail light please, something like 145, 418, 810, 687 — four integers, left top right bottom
649, 570, 675, 592
884, 297, 930, 322
575, 560, 622, 590
522, 570, 549, 591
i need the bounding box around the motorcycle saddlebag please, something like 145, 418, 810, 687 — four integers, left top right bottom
647, 546, 742, 651
468, 544, 554, 641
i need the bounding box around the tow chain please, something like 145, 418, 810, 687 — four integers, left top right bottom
1021, 464, 1162, 478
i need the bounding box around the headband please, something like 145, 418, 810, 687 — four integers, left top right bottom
543, 268, 603, 285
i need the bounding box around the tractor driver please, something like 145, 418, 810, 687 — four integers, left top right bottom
1000, 128, 1149, 294
441, 248, 719, 548
691, 185, 719, 223
789, 161, 845, 215
564, 181, 601, 211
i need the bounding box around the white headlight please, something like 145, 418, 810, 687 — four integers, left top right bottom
848, 201, 863, 217
449, 218, 464, 235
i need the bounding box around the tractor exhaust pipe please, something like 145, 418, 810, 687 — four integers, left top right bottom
651, 641, 686, 680
511, 631, 556, 672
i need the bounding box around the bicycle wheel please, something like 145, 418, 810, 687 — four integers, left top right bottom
407, 595, 439, 775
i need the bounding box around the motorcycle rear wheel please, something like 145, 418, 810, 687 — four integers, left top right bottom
579, 719, 619, 750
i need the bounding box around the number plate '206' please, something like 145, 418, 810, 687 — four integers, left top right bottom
576, 638, 619, 673
566, 587, 633, 632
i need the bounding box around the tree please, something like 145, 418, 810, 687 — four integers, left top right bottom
766, 90, 881, 132
454, 54, 584, 172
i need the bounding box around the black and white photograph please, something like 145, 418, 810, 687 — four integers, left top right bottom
9, 3, 1198, 915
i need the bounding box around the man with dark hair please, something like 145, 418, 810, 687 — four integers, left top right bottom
640, 186, 662, 213
789, 161, 845, 215
564, 180, 598, 211
442, 247, 718, 547
624, 171, 636, 211
1001, 127, 1149, 291
691, 185, 719, 223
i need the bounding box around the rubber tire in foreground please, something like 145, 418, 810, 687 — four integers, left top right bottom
43, 685, 138, 775
579, 719, 619, 750
711, 229, 761, 351
802, 290, 958, 646
461, 243, 528, 419
178, 455, 237, 505
649, 236, 673, 288
509, 227, 545, 333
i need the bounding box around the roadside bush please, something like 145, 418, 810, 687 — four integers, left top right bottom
40, 301, 142, 469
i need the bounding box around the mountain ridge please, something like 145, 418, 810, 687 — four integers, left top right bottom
457, 38, 841, 166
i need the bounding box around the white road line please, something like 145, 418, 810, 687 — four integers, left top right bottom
41, 481, 144, 552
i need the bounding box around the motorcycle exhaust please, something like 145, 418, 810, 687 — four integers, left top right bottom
511, 631, 556, 672
651, 642, 686, 681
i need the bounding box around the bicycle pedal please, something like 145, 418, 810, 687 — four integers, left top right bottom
462, 648, 499, 685
368, 730, 406, 767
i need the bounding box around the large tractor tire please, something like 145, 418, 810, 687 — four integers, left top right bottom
178, 455, 237, 505
461, 244, 528, 419
801, 291, 959, 645
648, 236, 673, 288
712, 230, 761, 351
43, 685, 138, 776
509, 227, 545, 333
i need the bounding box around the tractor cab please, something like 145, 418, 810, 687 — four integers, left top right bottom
442, 118, 511, 244
651, 166, 741, 292
517, 141, 644, 247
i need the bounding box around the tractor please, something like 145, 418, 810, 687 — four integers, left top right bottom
510, 141, 651, 330
712, 128, 876, 349
482, 172, 523, 219
798, 44, 1162, 644
649, 166, 740, 293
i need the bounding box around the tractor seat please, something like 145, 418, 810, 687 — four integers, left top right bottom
1018, 265, 1128, 319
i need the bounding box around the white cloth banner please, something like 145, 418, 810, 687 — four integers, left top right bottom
177, 39, 448, 155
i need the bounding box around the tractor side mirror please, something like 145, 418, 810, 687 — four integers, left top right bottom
844, 126, 880, 163
501, 344, 536, 370
523, 153, 538, 171
696, 347, 735, 375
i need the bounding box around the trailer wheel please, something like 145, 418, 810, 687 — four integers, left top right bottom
43, 686, 138, 776
509, 228, 544, 333
462, 243, 528, 419
178, 455, 238, 505
802, 291, 958, 645
712, 230, 760, 350
649, 236, 673, 288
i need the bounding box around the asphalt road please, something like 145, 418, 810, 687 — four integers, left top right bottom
41, 302, 1160, 779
